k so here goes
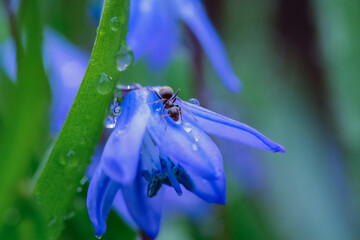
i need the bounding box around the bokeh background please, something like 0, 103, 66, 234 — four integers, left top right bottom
0, 0, 359, 239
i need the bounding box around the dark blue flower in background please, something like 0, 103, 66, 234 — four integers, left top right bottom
128, 0, 241, 91
0, 28, 87, 134
91, 0, 242, 91
87, 87, 285, 238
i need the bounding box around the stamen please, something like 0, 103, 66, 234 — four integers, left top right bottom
142, 157, 195, 198
161, 158, 182, 196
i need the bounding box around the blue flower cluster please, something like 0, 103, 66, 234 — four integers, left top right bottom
87, 87, 285, 238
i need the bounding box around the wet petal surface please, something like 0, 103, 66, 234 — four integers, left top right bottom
102, 89, 151, 184
87, 165, 121, 235
146, 91, 224, 180
180, 101, 286, 153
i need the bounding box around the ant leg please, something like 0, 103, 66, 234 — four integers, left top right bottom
146, 99, 165, 105
178, 107, 197, 122
160, 106, 165, 119
173, 97, 183, 103
171, 89, 181, 101
159, 114, 169, 130
159, 113, 170, 122
149, 89, 162, 100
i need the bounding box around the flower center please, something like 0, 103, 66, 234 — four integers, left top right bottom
142, 157, 195, 198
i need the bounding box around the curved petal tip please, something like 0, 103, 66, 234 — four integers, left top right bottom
273, 144, 286, 153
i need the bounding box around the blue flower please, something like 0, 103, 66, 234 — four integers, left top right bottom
127, 0, 241, 91
0, 29, 88, 134
90, 0, 241, 91
87, 86, 285, 238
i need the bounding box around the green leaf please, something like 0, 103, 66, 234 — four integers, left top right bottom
32, 0, 131, 238
0, 0, 50, 229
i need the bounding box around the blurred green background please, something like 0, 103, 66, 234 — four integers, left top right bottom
0, 0, 359, 239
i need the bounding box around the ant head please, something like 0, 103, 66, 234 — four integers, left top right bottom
159, 86, 174, 99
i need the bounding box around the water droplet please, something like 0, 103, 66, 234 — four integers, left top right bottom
76, 187, 82, 193
79, 137, 86, 145
59, 157, 66, 166
110, 16, 120, 31
63, 212, 75, 221
67, 150, 78, 167
192, 144, 198, 151
80, 176, 88, 185
89, 58, 96, 66
95, 235, 103, 239
97, 73, 113, 95
183, 124, 192, 133
188, 98, 200, 106
105, 116, 116, 128
116, 43, 133, 71
194, 137, 199, 142
59, 150, 78, 167
113, 105, 121, 115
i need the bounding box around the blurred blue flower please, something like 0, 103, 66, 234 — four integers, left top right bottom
128, 0, 241, 91
87, 87, 285, 238
0, 29, 88, 134
91, 0, 241, 91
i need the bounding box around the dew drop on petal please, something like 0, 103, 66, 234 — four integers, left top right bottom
192, 144, 198, 151
188, 98, 200, 106
105, 116, 116, 129
183, 123, 192, 133
95, 235, 103, 239
96, 73, 113, 95
110, 16, 120, 31
116, 42, 133, 71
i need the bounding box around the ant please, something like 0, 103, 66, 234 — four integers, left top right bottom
147, 86, 185, 123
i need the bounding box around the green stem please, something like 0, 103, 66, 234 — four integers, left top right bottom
32, 0, 130, 238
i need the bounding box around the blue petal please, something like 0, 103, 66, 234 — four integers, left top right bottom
189, 169, 226, 204
173, 0, 241, 92
102, 89, 151, 184
122, 165, 164, 239
127, 0, 178, 69
87, 165, 121, 235
43, 29, 88, 134
0, 39, 16, 80
146, 91, 223, 180
112, 190, 138, 229
0, 29, 88, 135
180, 101, 286, 153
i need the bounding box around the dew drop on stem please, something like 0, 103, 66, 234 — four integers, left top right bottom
96, 73, 113, 95
116, 42, 133, 71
